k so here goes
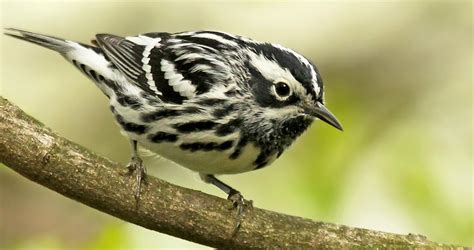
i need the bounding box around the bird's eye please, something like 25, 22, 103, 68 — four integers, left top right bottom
274, 82, 291, 98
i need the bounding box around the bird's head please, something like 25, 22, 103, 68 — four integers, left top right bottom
244, 43, 343, 132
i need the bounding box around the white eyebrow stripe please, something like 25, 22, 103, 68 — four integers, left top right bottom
247, 50, 310, 97
272, 43, 321, 96
247, 51, 296, 82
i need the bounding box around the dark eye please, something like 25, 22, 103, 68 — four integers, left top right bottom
274, 82, 290, 97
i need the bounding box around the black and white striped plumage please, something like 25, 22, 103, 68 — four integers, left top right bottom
5, 28, 342, 228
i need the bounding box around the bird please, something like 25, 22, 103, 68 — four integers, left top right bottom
4, 28, 343, 232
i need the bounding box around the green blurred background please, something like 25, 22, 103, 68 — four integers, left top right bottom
0, 1, 472, 248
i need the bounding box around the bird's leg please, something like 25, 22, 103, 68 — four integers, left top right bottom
200, 174, 252, 235
122, 140, 147, 203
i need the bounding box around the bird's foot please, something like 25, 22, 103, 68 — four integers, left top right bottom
227, 190, 253, 236
121, 156, 147, 203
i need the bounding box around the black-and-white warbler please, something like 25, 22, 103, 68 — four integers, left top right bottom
5, 28, 342, 230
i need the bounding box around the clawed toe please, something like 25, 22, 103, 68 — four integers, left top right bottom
227, 191, 252, 236
134, 164, 147, 202
200, 174, 252, 236
123, 157, 147, 203
228, 191, 244, 209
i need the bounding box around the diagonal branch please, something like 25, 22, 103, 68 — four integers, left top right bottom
0, 97, 456, 248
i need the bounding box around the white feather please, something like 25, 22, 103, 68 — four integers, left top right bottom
126, 35, 161, 46
66, 42, 114, 79
161, 59, 196, 99
134, 37, 162, 96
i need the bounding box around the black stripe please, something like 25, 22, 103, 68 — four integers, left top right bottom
143, 32, 170, 39
174, 121, 217, 133
315, 70, 324, 102
196, 98, 226, 106
218, 140, 233, 150
190, 31, 244, 47
149, 47, 184, 104
115, 114, 148, 134
141, 107, 201, 122
277, 150, 284, 158
204, 31, 243, 44
224, 88, 242, 97
101, 79, 122, 96
89, 69, 98, 81
229, 136, 248, 160
116, 95, 142, 110
215, 118, 242, 136
183, 106, 201, 113
74, 61, 99, 82
164, 42, 220, 95
176, 34, 230, 53
166, 53, 214, 95
141, 109, 180, 122
180, 140, 233, 152
212, 103, 237, 119
147, 132, 178, 143
181, 36, 225, 49
255, 161, 268, 170
254, 150, 270, 170
193, 43, 219, 54
80, 64, 88, 74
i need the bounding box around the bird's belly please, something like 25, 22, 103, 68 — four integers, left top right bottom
111, 102, 274, 174
137, 136, 262, 174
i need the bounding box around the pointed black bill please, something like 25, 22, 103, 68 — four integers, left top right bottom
306, 102, 343, 131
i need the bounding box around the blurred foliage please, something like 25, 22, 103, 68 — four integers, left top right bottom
0, 0, 472, 249
85, 224, 130, 250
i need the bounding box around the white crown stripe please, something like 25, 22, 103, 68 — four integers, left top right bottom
272, 44, 321, 96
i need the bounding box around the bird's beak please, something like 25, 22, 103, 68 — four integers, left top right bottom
305, 102, 343, 131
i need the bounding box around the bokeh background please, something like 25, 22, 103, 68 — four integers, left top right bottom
1, 1, 472, 248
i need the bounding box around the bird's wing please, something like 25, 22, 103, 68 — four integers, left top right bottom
95, 32, 234, 104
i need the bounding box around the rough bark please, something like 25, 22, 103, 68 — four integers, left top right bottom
0, 97, 458, 248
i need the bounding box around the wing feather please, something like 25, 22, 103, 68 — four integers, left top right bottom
94, 31, 237, 104
95, 34, 143, 81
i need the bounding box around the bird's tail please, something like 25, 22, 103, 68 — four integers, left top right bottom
4, 28, 122, 97
4, 28, 79, 53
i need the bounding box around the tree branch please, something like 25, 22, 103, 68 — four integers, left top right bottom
0, 97, 456, 248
